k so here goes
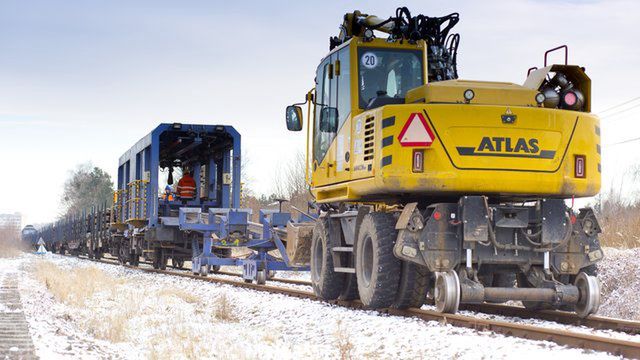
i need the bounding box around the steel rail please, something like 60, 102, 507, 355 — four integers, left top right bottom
81, 255, 310, 286
461, 303, 640, 335
65, 255, 640, 358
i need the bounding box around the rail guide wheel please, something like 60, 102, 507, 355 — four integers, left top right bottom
256, 270, 267, 285
435, 270, 460, 314
199, 265, 210, 277
575, 272, 601, 318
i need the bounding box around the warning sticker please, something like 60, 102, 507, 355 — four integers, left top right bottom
361, 52, 378, 69
398, 113, 436, 147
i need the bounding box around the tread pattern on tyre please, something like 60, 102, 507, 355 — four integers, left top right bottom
356, 212, 401, 308
311, 218, 345, 300
393, 261, 429, 309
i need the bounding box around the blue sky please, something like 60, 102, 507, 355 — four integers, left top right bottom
1, 0, 639, 224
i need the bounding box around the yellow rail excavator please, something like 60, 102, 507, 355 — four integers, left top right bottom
285, 7, 602, 317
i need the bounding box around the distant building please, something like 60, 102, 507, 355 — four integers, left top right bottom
0, 213, 22, 229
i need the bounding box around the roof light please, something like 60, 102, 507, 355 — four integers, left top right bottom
463, 89, 475, 102
560, 89, 584, 111
172, 123, 182, 129
363, 28, 374, 41
564, 91, 577, 107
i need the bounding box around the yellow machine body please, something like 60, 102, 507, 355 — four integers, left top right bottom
306, 38, 600, 203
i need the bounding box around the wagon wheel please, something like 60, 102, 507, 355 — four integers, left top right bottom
117, 246, 128, 265
173, 259, 185, 269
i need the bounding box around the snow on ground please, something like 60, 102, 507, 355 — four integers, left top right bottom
0, 253, 628, 359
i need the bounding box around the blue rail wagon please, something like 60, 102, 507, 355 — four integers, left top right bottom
109, 123, 308, 281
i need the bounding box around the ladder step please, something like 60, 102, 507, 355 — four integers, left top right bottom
332, 247, 353, 252
334, 267, 356, 273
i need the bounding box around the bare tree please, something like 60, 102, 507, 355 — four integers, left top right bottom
61, 163, 114, 217
273, 151, 312, 214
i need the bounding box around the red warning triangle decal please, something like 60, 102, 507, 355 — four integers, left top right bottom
398, 113, 435, 147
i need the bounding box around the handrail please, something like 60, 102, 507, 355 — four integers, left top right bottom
544, 45, 568, 67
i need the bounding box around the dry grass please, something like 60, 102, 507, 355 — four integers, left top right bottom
213, 293, 238, 322
597, 200, 640, 249
34, 261, 133, 342
35, 261, 120, 307
334, 320, 355, 360
158, 288, 200, 304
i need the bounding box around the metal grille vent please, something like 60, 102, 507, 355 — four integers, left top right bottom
363, 116, 375, 161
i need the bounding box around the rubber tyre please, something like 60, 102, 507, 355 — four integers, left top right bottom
339, 275, 359, 301
355, 212, 401, 309
393, 262, 430, 309
310, 219, 345, 300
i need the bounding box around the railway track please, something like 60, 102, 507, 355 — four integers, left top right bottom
131, 256, 640, 336
63, 254, 640, 358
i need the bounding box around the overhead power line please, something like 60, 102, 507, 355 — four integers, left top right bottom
604, 136, 640, 147
597, 96, 640, 114
600, 102, 640, 120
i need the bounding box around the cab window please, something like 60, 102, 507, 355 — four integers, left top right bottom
313, 46, 352, 165
358, 49, 424, 109
336, 46, 351, 128
313, 59, 332, 164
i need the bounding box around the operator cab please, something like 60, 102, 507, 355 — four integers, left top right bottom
285, 37, 430, 180
358, 47, 424, 110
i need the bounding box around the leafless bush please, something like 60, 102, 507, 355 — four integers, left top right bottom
334, 320, 355, 360
596, 165, 640, 248
213, 294, 238, 322
597, 200, 640, 249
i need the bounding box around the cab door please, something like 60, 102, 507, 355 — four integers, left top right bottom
311, 46, 352, 187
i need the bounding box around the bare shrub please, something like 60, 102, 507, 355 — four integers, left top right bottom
596, 164, 640, 249
213, 294, 238, 322
596, 191, 640, 249
334, 320, 355, 360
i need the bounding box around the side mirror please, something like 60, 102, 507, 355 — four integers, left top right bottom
319, 107, 339, 133
286, 106, 303, 131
